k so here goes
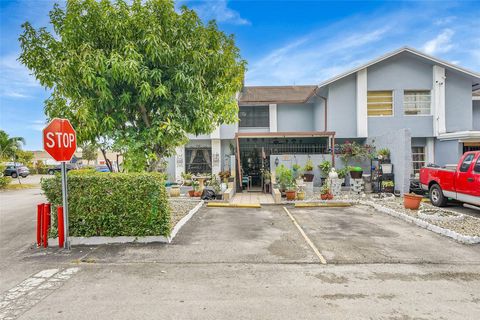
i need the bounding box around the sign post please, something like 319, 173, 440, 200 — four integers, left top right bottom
43, 118, 77, 250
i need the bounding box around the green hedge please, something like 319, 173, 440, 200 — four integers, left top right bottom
41, 172, 171, 237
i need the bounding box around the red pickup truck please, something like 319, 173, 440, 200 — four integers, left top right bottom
420, 151, 480, 207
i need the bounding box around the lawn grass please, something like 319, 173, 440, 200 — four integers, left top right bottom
3, 183, 39, 190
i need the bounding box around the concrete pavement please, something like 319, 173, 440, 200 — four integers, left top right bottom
1, 189, 480, 319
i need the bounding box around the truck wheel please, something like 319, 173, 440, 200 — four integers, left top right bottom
429, 184, 447, 207
11, 172, 17, 178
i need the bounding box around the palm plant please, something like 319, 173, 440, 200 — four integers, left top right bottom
0, 130, 26, 183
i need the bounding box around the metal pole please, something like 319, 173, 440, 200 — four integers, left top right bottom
61, 162, 71, 250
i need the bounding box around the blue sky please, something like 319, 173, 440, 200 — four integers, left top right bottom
1, 0, 479, 150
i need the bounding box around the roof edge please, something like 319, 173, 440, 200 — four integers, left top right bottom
317, 46, 480, 89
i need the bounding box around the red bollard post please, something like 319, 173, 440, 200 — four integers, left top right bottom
43, 204, 49, 248
57, 206, 65, 248
44, 203, 51, 228
37, 203, 44, 246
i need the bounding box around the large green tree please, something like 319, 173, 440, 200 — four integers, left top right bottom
0, 130, 25, 162
19, 0, 245, 171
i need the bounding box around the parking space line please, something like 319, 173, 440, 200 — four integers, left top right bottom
282, 206, 327, 264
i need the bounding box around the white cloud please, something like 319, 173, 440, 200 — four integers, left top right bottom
246, 6, 480, 86
29, 120, 46, 131
422, 29, 455, 55
0, 53, 41, 99
190, 0, 250, 25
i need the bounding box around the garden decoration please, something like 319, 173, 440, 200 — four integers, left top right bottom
403, 193, 423, 210
303, 159, 315, 182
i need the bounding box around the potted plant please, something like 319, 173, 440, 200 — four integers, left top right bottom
261, 169, 271, 185
303, 159, 314, 182
320, 184, 332, 200
285, 182, 297, 201
382, 180, 394, 193
296, 185, 305, 200
377, 148, 391, 162
349, 166, 363, 179
192, 180, 201, 197
181, 172, 193, 186
318, 160, 331, 185
403, 193, 423, 210
276, 164, 293, 193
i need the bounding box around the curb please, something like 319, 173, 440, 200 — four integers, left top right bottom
206, 203, 261, 208
48, 200, 205, 246
360, 200, 480, 244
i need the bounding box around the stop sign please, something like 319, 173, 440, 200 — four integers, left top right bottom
43, 118, 77, 162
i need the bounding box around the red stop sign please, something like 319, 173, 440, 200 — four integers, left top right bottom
43, 118, 77, 162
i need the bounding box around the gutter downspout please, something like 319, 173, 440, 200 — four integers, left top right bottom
310, 87, 328, 131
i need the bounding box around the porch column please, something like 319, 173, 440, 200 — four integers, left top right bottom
426, 137, 435, 165
211, 139, 221, 175
269, 104, 277, 132
174, 145, 185, 182
356, 68, 368, 137
433, 65, 446, 135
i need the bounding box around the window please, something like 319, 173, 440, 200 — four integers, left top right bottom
459, 153, 475, 172
185, 148, 211, 174
404, 90, 431, 115
367, 91, 393, 116
474, 158, 480, 174
412, 146, 425, 176
239, 106, 269, 127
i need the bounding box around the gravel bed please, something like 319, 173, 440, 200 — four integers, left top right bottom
298, 190, 480, 237
169, 198, 202, 227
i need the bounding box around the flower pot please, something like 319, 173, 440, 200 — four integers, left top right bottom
188, 190, 195, 197
264, 179, 271, 185
297, 191, 305, 200
285, 190, 296, 201
303, 173, 314, 182
194, 191, 201, 197
327, 193, 334, 200
320, 194, 329, 200
184, 180, 192, 186
383, 186, 394, 193
169, 186, 180, 197
403, 193, 423, 210
349, 170, 363, 179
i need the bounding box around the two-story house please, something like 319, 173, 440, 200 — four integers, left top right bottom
165, 47, 480, 193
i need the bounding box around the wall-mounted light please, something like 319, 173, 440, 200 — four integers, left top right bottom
274, 157, 279, 167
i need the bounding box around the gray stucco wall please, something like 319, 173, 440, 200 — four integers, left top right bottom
277, 103, 314, 132
327, 74, 357, 138
445, 70, 473, 132
472, 100, 480, 131
313, 98, 326, 131
367, 128, 412, 194
434, 139, 463, 166
411, 137, 426, 147
220, 124, 237, 139
221, 139, 235, 172
367, 54, 434, 137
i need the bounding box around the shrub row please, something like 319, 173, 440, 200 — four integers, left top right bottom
42, 172, 171, 237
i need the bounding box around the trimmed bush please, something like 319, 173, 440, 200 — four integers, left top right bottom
42, 172, 170, 237
0, 176, 12, 189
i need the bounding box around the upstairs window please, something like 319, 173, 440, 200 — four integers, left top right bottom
367, 91, 393, 116
404, 90, 431, 115
239, 105, 269, 127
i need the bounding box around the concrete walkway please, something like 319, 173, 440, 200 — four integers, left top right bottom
231, 191, 274, 204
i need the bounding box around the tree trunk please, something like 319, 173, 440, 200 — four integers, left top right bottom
100, 148, 113, 172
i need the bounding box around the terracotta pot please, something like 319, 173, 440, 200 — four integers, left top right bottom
320, 194, 329, 200
327, 193, 334, 200
285, 190, 296, 201
194, 191, 202, 197
188, 190, 195, 197
303, 173, 314, 182
403, 193, 423, 210
297, 191, 305, 200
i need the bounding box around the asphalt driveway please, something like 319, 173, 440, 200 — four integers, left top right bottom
3, 201, 480, 319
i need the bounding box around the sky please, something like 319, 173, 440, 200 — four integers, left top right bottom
0, 0, 479, 150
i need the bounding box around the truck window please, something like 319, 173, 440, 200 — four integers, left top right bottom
474, 158, 480, 174
459, 154, 474, 172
